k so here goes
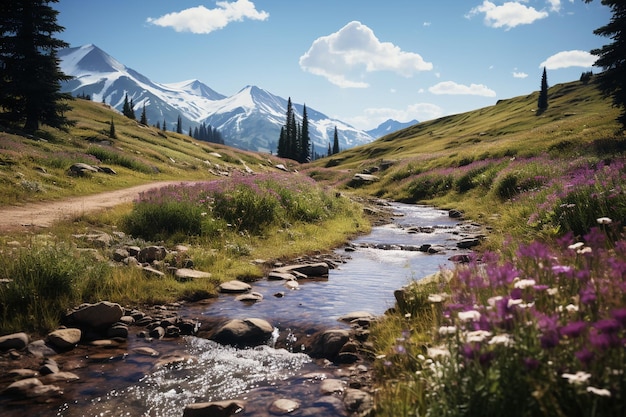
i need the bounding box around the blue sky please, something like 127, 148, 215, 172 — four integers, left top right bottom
56, 0, 612, 130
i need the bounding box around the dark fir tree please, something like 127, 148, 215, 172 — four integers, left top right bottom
328, 142, 332, 157
299, 104, 310, 163
277, 126, 286, 157
155, 120, 160, 130
139, 104, 147, 125
585, 0, 626, 127
122, 93, 132, 118
0, 0, 74, 132
108, 118, 116, 139
129, 97, 136, 120
176, 114, 182, 134
162, 119, 167, 132
188, 127, 192, 137
538, 67, 549, 111
332, 126, 340, 154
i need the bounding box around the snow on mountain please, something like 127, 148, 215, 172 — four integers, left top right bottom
58, 44, 374, 153
366, 119, 419, 139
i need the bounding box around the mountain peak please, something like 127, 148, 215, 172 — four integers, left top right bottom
59, 43, 126, 75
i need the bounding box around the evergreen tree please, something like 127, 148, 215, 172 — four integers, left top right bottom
176, 114, 182, 134
162, 119, 167, 132
585, 0, 626, 127
109, 118, 116, 139
156, 120, 161, 130
277, 126, 286, 157
538, 67, 549, 111
299, 104, 311, 163
139, 104, 147, 125
332, 126, 340, 154
0, 0, 74, 132
122, 93, 132, 118
188, 127, 192, 137
328, 142, 332, 157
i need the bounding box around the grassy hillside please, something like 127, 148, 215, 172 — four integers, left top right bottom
0, 98, 293, 206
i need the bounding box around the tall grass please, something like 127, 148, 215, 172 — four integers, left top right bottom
122, 172, 355, 241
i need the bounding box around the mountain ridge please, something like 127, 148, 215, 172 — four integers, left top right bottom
59, 44, 408, 154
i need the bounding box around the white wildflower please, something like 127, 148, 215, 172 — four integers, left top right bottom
405, 313, 411, 318
514, 279, 536, 289
488, 334, 514, 347
562, 371, 592, 385
578, 247, 593, 255
417, 354, 425, 361
428, 294, 444, 303
565, 304, 579, 313
508, 298, 523, 308
438, 326, 457, 336
568, 242, 585, 250
547, 287, 559, 296
458, 310, 481, 322
427, 347, 450, 358
587, 386, 611, 397
487, 296, 503, 307
597, 217, 612, 225
519, 302, 535, 309
465, 330, 492, 343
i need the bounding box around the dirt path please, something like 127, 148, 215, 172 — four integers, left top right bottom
0, 181, 199, 233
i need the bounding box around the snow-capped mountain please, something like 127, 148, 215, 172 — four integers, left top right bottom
58, 44, 374, 154
366, 119, 419, 139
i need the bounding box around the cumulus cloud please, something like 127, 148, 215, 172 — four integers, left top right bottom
299, 21, 433, 88
513, 71, 528, 78
547, 0, 562, 12
429, 81, 496, 97
146, 0, 268, 34
466, 1, 549, 30
540, 50, 597, 69
349, 103, 443, 129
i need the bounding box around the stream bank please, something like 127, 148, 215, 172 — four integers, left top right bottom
0, 202, 484, 416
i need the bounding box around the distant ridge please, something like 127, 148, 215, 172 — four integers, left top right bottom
58, 44, 379, 154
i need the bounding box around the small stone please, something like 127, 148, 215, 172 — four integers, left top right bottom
0, 332, 29, 351
132, 347, 160, 357
269, 398, 300, 415
183, 400, 245, 417
320, 378, 346, 395
47, 328, 81, 350
218, 280, 252, 293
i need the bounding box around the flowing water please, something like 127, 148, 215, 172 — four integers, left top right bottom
2, 203, 477, 417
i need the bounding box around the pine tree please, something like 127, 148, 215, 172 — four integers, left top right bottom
139, 104, 147, 125
538, 67, 549, 111
122, 93, 132, 118
277, 126, 286, 157
156, 120, 161, 130
299, 104, 311, 163
129, 98, 136, 120
162, 119, 167, 132
332, 126, 340, 154
0, 0, 74, 132
585, 0, 626, 127
109, 118, 116, 139
188, 127, 192, 137
328, 142, 332, 157
176, 114, 182, 134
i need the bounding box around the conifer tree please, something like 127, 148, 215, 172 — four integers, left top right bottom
585, 0, 626, 127
162, 119, 167, 132
129, 97, 136, 120
176, 114, 182, 134
156, 120, 161, 130
139, 104, 147, 125
538, 67, 549, 111
122, 93, 132, 118
332, 126, 340, 154
277, 126, 286, 157
0, 0, 74, 132
299, 104, 311, 163
188, 127, 192, 137
328, 142, 332, 157
109, 118, 116, 139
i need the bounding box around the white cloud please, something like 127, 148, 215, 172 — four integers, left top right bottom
146, 0, 269, 34
547, 0, 562, 12
513, 71, 528, 78
349, 103, 443, 130
467, 1, 549, 30
299, 21, 433, 88
429, 81, 496, 97
540, 50, 597, 69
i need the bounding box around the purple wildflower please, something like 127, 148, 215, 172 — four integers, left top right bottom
594, 319, 621, 334
523, 357, 541, 371
580, 285, 597, 305
611, 308, 626, 327
575, 348, 595, 366
560, 321, 587, 338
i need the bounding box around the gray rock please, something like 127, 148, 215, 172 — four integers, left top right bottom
46, 328, 81, 350
107, 324, 129, 339
138, 246, 167, 263
352, 173, 379, 183
212, 318, 274, 347
7, 369, 39, 379
113, 248, 130, 262
320, 378, 346, 395
27, 340, 59, 358
183, 400, 246, 417
142, 266, 165, 278
219, 280, 252, 293
41, 372, 80, 383
338, 311, 375, 323
66, 301, 124, 328
67, 162, 98, 176
312, 329, 350, 359
0, 332, 29, 351
273, 262, 330, 278
174, 268, 212, 282
235, 292, 263, 303
344, 388, 373, 416
269, 398, 300, 415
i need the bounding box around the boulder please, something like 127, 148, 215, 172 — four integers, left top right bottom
2, 377, 63, 399
183, 400, 245, 417
351, 173, 379, 184
67, 162, 98, 176
269, 398, 300, 415
46, 328, 81, 350
273, 262, 330, 278
212, 318, 274, 347
235, 292, 263, 303
137, 245, 167, 263
174, 268, 212, 282
344, 388, 374, 416
0, 332, 29, 351
310, 329, 350, 360
66, 301, 124, 329
338, 311, 375, 324
320, 378, 347, 395
219, 280, 252, 293
456, 238, 480, 249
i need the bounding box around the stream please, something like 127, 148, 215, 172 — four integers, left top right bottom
1, 203, 478, 417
